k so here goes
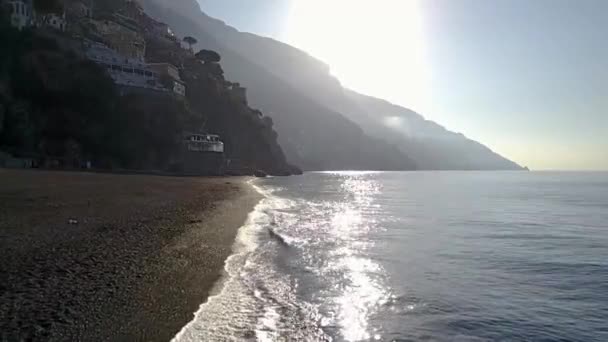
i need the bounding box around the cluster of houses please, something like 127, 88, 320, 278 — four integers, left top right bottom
4, 0, 68, 30
2, 0, 228, 175
3, 0, 186, 97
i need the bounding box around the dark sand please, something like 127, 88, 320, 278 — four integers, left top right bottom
0, 169, 260, 341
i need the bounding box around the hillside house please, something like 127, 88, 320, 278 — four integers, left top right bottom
228, 83, 248, 105
144, 18, 179, 43
184, 133, 224, 153
4, 0, 33, 30
152, 21, 174, 38
66, 0, 93, 20
40, 12, 66, 31
177, 133, 225, 175
148, 63, 186, 96
85, 41, 163, 92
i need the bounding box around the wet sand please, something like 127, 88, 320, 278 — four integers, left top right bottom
0, 169, 260, 341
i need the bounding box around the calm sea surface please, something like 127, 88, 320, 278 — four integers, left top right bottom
175, 171, 608, 341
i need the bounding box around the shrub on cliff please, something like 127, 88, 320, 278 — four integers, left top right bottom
195, 49, 221, 64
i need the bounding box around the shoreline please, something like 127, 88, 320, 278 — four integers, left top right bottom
0, 169, 261, 341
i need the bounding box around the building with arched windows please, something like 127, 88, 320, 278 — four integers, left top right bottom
178, 133, 225, 175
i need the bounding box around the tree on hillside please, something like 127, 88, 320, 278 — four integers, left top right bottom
195, 49, 221, 64
182, 36, 197, 51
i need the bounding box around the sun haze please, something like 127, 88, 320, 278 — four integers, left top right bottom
285, 0, 431, 116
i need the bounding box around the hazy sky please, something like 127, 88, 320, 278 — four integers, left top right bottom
198, 0, 607, 170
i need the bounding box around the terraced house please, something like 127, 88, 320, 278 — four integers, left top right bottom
4, 0, 34, 30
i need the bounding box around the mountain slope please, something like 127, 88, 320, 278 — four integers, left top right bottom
345, 90, 523, 170
139, 0, 522, 171
138, 0, 415, 171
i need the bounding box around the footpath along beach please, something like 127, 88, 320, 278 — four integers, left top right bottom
0, 169, 260, 341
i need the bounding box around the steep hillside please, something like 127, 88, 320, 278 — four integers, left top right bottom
139, 0, 522, 170
0, 10, 297, 175
345, 91, 523, 170
138, 0, 416, 171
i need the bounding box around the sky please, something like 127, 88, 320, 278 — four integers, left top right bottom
198, 0, 608, 170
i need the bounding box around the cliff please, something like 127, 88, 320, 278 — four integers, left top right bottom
345, 90, 523, 170
138, 0, 417, 171
0, 8, 297, 175
138, 0, 523, 171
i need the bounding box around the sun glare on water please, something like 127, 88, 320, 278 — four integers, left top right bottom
286, 0, 430, 114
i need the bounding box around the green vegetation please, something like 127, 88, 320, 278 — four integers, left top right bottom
195, 49, 221, 64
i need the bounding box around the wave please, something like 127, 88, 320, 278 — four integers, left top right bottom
267, 228, 290, 247
171, 180, 270, 341
172, 180, 329, 341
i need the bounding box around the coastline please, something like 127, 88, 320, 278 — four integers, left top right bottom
0, 169, 261, 341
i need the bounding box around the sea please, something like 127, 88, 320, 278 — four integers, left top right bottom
173, 171, 608, 342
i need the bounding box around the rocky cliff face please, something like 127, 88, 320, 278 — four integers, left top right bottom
138, 0, 523, 171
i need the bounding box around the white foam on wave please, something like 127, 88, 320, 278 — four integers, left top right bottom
172, 180, 275, 342
171, 180, 322, 341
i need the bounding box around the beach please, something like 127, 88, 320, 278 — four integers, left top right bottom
0, 169, 260, 341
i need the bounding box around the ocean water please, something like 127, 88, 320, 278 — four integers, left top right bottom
174, 171, 608, 342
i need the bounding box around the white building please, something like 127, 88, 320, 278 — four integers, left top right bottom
85, 42, 187, 97
5, 0, 33, 30
85, 41, 164, 91
185, 134, 224, 153
4, 0, 67, 31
